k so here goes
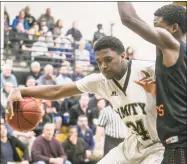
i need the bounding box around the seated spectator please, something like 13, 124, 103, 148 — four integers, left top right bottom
4, 7, 10, 31
66, 21, 82, 42
45, 31, 54, 47
54, 116, 63, 134
39, 18, 49, 36
33, 108, 51, 137
71, 64, 84, 81
126, 46, 135, 60
55, 65, 73, 85
13, 130, 36, 159
4, 7, 11, 47
0, 105, 6, 118
27, 61, 42, 80
31, 36, 48, 60
37, 64, 56, 85
9, 22, 29, 58
70, 94, 97, 131
28, 22, 40, 41
31, 123, 71, 164
1, 64, 17, 88
25, 76, 36, 87
63, 126, 86, 164
90, 99, 107, 126
12, 9, 29, 31
38, 8, 54, 30
0, 122, 30, 164
93, 24, 106, 44
75, 41, 90, 66
77, 115, 95, 162
52, 19, 65, 39
52, 97, 79, 125
24, 6, 36, 27
1, 116, 15, 136
1, 81, 14, 109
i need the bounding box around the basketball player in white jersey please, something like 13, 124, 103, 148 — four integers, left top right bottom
7, 36, 164, 164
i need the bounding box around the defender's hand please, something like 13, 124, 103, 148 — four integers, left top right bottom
134, 70, 156, 96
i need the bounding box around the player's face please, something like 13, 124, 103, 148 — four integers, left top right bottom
154, 16, 179, 34
95, 48, 124, 79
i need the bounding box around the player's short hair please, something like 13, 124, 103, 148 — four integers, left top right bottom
94, 36, 125, 55
154, 4, 186, 34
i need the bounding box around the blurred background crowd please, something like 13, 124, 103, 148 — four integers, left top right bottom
1, 5, 137, 164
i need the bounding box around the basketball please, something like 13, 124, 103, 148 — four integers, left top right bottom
7, 97, 42, 132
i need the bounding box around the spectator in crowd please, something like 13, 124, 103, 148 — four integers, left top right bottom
63, 126, 86, 164
31, 36, 48, 60
0, 122, 30, 164
70, 94, 89, 125
54, 116, 63, 134
13, 130, 36, 159
126, 46, 135, 60
37, 64, 56, 85
90, 99, 107, 126
39, 18, 49, 36
77, 115, 95, 162
55, 65, 73, 85
70, 94, 98, 133
4, 7, 10, 31
93, 24, 106, 44
1, 81, 14, 109
27, 61, 42, 81
28, 22, 40, 41
12, 9, 29, 31
33, 107, 51, 137
71, 64, 84, 81
52, 19, 65, 39
38, 8, 54, 30
0, 116, 14, 135
75, 41, 90, 66
31, 123, 71, 164
1, 64, 17, 88
1, 105, 6, 118
45, 31, 54, 47
96, 106, 127, 155
25, 76, 36, 87
24, 6, 36, 27
66, 21, 82, 42
9, 22, 29, 58
4, 7, 11, 47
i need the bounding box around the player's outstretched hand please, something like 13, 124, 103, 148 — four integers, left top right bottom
134, 70, 156, 96
6, 88, 24, 120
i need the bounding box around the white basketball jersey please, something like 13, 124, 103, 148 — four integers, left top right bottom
76, 60, 159, 147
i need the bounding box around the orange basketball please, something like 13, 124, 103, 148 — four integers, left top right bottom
7, 97, 42, 132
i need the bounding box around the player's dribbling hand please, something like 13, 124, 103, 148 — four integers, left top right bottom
6, 88, 24, 120
134, 70, 156, 96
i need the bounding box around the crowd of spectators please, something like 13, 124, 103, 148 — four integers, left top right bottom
1, 5, 136, 164
3, 6, 103, 69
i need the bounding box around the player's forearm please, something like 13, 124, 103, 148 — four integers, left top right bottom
118, 2, 138, 23
19, 83, 81, 100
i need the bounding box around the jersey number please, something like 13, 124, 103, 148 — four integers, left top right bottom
126, 119, 151, 140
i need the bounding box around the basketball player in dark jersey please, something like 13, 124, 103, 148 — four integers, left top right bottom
118, 2, 186, 164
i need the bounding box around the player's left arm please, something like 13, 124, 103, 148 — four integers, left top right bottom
118, 2, 180, 66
